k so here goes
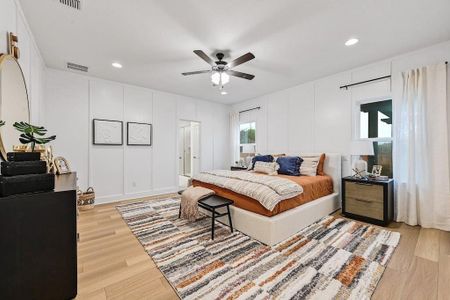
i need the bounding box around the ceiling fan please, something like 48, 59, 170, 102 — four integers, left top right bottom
182, 50, 255, 91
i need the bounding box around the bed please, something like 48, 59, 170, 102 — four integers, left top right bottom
194, 153, 341, 245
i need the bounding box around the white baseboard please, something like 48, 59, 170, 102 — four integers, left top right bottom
94, 186, 178, 205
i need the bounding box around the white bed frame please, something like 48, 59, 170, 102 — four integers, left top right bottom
200, 153, 342, 246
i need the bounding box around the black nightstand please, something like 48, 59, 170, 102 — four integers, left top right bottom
342, 177, 394, 226
230, 166, 247, 171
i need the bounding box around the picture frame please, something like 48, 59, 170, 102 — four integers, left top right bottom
93, 119, 123, 145
54, 156, 71, 174
127, 122, 152, 146
372, 165, 383, 177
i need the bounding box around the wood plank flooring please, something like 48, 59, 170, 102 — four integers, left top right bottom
76, 194, 450, 299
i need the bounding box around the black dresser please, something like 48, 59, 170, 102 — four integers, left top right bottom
0, 173, 77, 300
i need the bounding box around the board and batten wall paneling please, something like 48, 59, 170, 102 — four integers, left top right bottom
267, 90, 289, 154
287, 82, 315, 154
89, 80, 125, 200
0, 0, 17, 54
0, 0, 46, 127
16, 12, 31, 89
313, 72, 352, 156
152, 91, 178, 192
124, 87, 153, 196
44, 69, 230, 204
44, 69, 89, 189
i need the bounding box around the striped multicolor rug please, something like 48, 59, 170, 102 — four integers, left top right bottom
117, 197, 400, 299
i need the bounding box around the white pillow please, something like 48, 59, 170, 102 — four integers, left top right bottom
254, 161, 279, 176
300, 156, 320, 176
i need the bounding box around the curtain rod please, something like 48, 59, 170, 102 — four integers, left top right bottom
340, 75, 391, 90
341, 61, 448, 90
239, 106, 261, 114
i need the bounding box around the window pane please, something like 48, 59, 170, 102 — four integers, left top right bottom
367, 141, 393, 178
240, 122, 256, 144
360, 100, 392, 138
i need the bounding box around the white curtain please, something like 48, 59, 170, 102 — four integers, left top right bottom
230, 112, 240, 166
395, 62, 450, 230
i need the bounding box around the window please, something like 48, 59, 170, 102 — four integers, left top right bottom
358, 99, 393, 178
239, 122, 256, 159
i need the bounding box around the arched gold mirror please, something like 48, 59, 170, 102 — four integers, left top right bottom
0, 54, 30, 160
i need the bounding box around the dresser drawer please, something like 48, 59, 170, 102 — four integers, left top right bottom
345, 181, 383, 203
346, 196, 384, 220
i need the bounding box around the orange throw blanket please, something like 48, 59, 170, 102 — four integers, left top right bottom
180, 186, 215, 222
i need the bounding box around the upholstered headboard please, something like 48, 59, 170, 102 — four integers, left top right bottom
298, 153, 342, 195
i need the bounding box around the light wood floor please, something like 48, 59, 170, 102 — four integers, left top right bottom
76, 194, 450, 299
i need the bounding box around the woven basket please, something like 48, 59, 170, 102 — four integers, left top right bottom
77, 187, 95, 211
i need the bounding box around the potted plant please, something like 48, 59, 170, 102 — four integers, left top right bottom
7, 122, 56, 162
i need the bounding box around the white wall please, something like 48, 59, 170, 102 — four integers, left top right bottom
0, 0, 46, 125
44, 69, 230, 203
233, 40, 450, 177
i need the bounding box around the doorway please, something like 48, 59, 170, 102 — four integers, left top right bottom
178, 120, 200, 188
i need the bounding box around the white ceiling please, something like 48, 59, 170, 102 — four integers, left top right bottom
19, 0, 450, 104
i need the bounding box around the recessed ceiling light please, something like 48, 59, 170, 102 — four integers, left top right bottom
112, 62, 123, 69
221, 91, 228, 95
345, 38, 359, 46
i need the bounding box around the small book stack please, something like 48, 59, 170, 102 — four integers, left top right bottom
0, 152, 55, 197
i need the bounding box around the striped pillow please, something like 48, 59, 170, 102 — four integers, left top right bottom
300, 155, 320, 176
254, 161, 279, 176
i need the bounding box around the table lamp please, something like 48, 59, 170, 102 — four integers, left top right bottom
350, 140, 374, 178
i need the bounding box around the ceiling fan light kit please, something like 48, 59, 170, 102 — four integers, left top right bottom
182, 50, 255, 93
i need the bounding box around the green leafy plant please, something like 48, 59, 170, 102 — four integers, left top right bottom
0, 120, 5, 127
13, 122, 56, 152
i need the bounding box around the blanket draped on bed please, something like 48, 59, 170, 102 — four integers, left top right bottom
193, 170, 303, 211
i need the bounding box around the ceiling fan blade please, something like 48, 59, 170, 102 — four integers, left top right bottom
228, 52, 255, 68
193, 50, 215, 66
182, 70, 211, 76
228, 70, 255, 80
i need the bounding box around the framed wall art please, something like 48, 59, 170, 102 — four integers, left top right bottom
127, 122, 152, 146
93, 119, 123, 145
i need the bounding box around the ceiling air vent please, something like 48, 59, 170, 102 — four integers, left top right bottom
67, 62, 88, 72
59, 0, 81, 10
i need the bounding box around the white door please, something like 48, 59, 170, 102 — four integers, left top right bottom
178, 127, 184, 175
184, 126, 191, 176
191, 123, 200, 176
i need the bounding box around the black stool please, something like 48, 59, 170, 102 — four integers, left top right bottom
198, 196, 234, 240
178, 191, 234, 240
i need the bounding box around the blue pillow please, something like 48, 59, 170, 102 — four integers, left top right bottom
251, 155, 274, 170
276, 156, 303, 176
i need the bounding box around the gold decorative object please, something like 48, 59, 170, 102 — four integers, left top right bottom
43, 146, 56, 173
54, 156, 71, 174
8, 32, 20, 59
12, 145, 28, 152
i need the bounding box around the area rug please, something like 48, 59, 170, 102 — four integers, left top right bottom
117, 197, 400, 300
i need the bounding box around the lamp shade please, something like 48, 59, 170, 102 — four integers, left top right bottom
350, 140, 374, 156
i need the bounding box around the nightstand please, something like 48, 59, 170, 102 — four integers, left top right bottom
342, 177, 394, 226
230, 166, 247, 171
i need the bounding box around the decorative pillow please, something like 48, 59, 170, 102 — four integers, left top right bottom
300, 155, 321, 176
253, 161, 279, 175
316, 153, 326, 175
250, 155, 274, 170
276, 156, 303, 176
